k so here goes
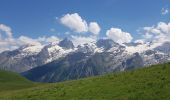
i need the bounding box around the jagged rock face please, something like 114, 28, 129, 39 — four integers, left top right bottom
76, 42, 103, 54
22, 40, 170, 83
77, 44, 95, 53
1, 38, 170, 82
123, 53, 144, 70
96, 39, 118, 50
22, 44, 138, 83
58, 38, 74, 49
96, 39, 112, 50
139, 42, 170, 66
141, 50, 170, 66
154, 42, 170, 53
22, 52, 90, 82
22, 51, 128, 82
0, 45, 43, 72
0, 39, 75, 73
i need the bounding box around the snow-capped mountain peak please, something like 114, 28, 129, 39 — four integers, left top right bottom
22, 45, 44, 54
76, 41, 104, 53
1, 38, 170, 73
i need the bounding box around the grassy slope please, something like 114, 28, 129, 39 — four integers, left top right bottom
0, 63, 170, 100
0, 70, 38, 92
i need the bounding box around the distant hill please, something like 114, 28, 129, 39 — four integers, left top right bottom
0, 70, 36, 92
0, 63, 170, 100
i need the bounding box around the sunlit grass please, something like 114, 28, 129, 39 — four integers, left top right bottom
0, 63, 170, 100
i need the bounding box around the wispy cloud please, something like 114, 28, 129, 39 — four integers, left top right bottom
0, 24, 60, 52
161, 7, 169, 15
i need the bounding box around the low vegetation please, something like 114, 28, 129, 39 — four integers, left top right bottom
0, 63, 170, 100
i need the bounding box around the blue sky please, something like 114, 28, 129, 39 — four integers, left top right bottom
0, 0, 170, 52
0, 0, 169, 38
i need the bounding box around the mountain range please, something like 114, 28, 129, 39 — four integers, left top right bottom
0, 38, 170, 82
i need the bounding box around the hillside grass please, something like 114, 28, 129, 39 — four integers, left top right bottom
0, 70, 39, 93
0, 63, 170, 100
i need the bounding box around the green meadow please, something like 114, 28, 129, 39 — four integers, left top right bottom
0, 63, 170, 100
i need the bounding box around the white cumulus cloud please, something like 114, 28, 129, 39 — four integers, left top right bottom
142, 22, 170, 42
106, 27, 133, 44
60, 13, 101, 35
60, 13, 88, 33
89, 22, 101, 35
0, 23, 61, 52
134, 22, 170, 50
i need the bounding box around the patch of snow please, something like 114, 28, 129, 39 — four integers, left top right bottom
76, 42, 104, 53
44, 44, 75, 63
22, 45, 44, 54
125, 40, 169, 54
